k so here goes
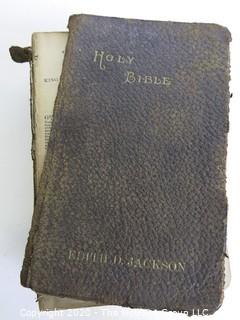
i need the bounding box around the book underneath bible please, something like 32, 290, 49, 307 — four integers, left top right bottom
11, 14, 231, 315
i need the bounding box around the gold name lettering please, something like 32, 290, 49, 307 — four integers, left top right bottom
68, 249, 185, 272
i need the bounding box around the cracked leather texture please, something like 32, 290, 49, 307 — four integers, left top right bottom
21, 14, 231, 315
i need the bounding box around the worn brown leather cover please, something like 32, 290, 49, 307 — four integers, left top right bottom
21, 14, 231, 315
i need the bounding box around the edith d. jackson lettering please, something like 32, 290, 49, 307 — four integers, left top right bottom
68, 249, 186, 272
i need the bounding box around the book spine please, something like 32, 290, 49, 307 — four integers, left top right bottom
20, 47, 37, 287
8, 44, 39, 288
20, 32, 70, 288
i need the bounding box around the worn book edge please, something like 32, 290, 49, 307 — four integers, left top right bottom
15, 32, 100, 310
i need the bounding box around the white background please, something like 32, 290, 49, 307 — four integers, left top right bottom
0, 0, 240, 319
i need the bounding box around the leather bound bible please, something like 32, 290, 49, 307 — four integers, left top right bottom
19, 14, 231, 314
10, 29, 230, 312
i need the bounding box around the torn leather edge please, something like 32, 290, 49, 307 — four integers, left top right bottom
9, 46, 32, 63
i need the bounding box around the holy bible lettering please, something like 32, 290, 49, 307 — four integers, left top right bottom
93, 49, 135, 70
124, 71, 172, 86
93, 49, 172, 85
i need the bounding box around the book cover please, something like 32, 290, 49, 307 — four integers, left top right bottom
10, 30, 231, 311
19, 14, 231, 314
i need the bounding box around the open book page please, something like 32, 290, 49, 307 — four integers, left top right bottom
32, 32, 67, 186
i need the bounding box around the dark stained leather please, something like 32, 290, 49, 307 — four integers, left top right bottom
21, 14, 231, 315
9, 46, 32, 63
